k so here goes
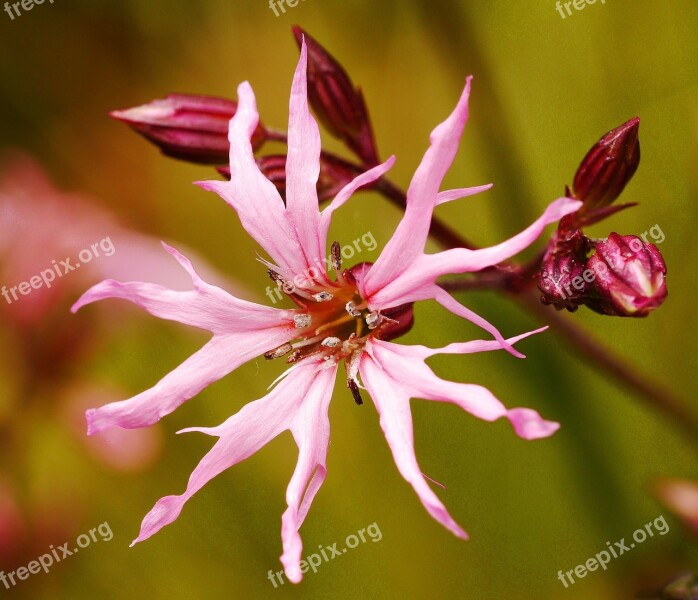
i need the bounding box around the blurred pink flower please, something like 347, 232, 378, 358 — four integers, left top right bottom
0, 151, 243, 382
656, 478, 698, 536
0, 152, 237, 329
74, 41, 580, 582
64, 384, 163, 473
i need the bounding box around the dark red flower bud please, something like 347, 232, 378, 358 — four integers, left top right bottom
585, 233, 667, 317
316, 153, 366, 200
255, 155, 288, 198
538, 230, 590, 311
217, 152, 365, 203
292, 27, 379, 166
111, 94, 266, 164
572, 117, 641, 211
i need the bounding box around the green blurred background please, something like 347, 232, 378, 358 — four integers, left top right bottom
1, 0, 697, 598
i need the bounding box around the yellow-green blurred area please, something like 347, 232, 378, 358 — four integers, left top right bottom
1, 0, 697, 598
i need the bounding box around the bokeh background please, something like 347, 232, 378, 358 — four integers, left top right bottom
1, 0, 697, 598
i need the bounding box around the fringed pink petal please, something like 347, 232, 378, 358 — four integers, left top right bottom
505, 408, 560, 440
365, 198, 581, 309
71, 243, 293, 334
366, 339, 560, 438
424, 197, 582, 276
285, 39, 325, 276
195, 82, 306, 278
360, 355, 468, 539
368, 327, 547, 361
363, 77, 473, 296
280, 366, 336, 583
436, 183, 492, 206
367, 340, 508, 422
86, 328, 296, 434
432, 287, 524, 358
130, 363, 327, 546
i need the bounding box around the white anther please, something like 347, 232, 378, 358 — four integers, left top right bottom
294, 314, 312, 328
345, 301, 362, 317
365, 311, 382, 330
313, 291, 334, 302
264, 343, 292, 360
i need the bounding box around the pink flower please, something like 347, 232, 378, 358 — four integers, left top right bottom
73, 41, 581, 582
63, 384, 164, 473
655, 478, 698, 536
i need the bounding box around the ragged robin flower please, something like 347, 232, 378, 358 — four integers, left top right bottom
72, 39, 581, 583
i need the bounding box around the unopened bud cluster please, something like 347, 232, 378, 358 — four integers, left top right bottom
540, 231, 667, 317
538, 118, 667, 317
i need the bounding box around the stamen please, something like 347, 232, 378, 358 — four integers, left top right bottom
286, 350, 301, 363
294, 313, 312, 328
291, 334, 325, 349
315, 313, 354, 335
343, 269, 357, 286
345, 301, 361, 317
268, 269, 315, 302
341, 333, 360, 353
321, 337, 341, 348
346, 349, 362, 381
290, 288, 317, 301
286, 345, 330, 364
365, 311, 382, 329
267, 269, 285, 285
312, 291, 334, 302
264, 343, 293, 360
331, 241, 342, 272
347, 378, 364, 405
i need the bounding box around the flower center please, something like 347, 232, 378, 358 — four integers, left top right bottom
264, 242, 413, 404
